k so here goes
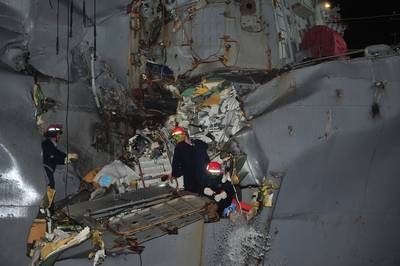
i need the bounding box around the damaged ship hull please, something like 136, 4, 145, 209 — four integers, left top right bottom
2, 52, 400, 266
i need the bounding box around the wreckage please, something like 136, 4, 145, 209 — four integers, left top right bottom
0, 0, 400, 265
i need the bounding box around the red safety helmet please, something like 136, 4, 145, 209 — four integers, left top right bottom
46, 124, 63, 134
44, 124, 63, 138
172, 127, 186, 143
171, 127, 186, 136
206, 161, 223, 176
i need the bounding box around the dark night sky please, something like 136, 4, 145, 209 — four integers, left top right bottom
331, 1, 400, 49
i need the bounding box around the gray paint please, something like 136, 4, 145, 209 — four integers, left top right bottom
266, 118, 400, 266
0, 69, 43, 265
241, 55, 400, 266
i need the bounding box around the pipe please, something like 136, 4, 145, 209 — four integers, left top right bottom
91, 48, 101, 109
137, 160, 147, 188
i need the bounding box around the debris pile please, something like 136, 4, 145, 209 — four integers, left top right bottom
28, 186, 216, 265
88, 160, 141, 199
168, 78, 246, 145
27, 68, 285, 265
224, 224, 270, 266
209, 218, 270, 266
29, 225, 91, 266
125, 128, 175, 187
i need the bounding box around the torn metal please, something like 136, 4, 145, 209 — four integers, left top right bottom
28, 185, 216, 266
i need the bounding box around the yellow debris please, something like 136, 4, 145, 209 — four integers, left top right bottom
230, 161, 241, 185
40, 236, 75, 259
260, 179, 279, 207
130, 179, 138, 189
193, 85, 209, 96
47, 186, 56, 207
91, 230, 104, 250
261, 180, 279, 192
262, 189, 272, 196
263, 193, 273, 207
27, 219, 46, 244
200, 94, 221, 107
83, 167, 102, 189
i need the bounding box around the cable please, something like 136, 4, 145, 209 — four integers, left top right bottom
139, 253, 143, 266
328, 13, 400, 23
65, 0, 70, 208
56, 0, 60, 54
83, 0, 86, 27
180, 8, 242, 68
93, 0, 97, 59
291, 49, 364, 69
69, 0, 74, 38
64, 0, 77, 232
186, 20, 224, 62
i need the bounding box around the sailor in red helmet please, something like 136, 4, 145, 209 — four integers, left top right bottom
170, 127, 209, 194
203, 161, 234, 215
42, 124, 78, 190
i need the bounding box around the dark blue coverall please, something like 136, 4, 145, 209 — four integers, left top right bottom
42, 138, 66, 189
171, 139, 209, 194
203, 174, 235, 215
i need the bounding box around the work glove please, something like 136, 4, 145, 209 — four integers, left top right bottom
68, 153, 79, 160
203, 187, 215, 196
65, 153, 79, 164
214, 191, 227, 202
221, 172, 231, 183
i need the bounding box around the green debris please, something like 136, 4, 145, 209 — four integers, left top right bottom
180, 87, 196, 97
